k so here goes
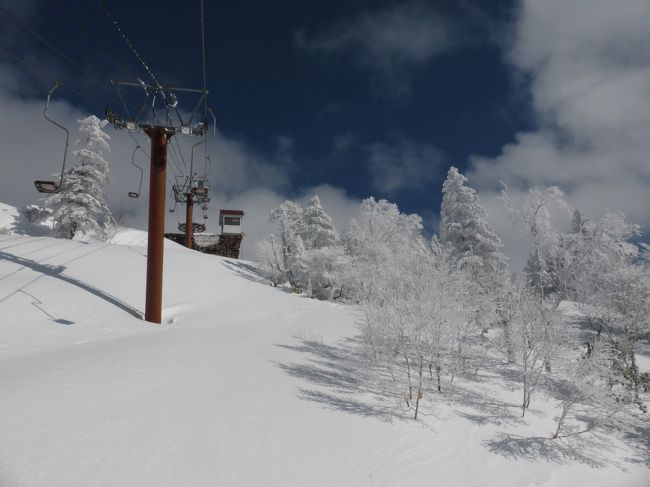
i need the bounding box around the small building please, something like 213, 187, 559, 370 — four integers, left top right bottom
219, 209, 244, 234
165, 208, 245, 259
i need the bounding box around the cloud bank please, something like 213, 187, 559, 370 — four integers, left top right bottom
469, 0, 650, 269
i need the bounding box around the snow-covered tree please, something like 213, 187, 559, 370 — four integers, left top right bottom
301, 196, 337, 250
268, 200, 306, 289
342, 197, 424, 302
440, 166, 507, 279
551, 337, 619, 439
299, 196, 347, 299
501, 185, 572, 299
257, 234, 286, 287
45, 115, 114, 240
506, 282, 567, 417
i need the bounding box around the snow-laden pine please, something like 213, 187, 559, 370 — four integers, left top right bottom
45, 115, 114, 240
440, 166, 507, 278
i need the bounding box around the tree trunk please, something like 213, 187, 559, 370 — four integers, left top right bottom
553, 401, 570, 439
414, 356, 424, 419
522, 373, 528, 418
503, 319, 515, 363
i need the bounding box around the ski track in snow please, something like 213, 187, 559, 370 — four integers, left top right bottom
0, 231, 648, 487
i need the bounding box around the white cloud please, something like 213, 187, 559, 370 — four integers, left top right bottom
468, 0, 650, 268
297, 1, 455, 96
367, 136, 445, 195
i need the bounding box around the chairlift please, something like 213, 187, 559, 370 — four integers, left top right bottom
128, 145, 145, 198
34, 82, 69, 193
191, 176, 209, 196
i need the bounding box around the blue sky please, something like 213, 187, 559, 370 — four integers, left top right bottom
1, 0, 648, 266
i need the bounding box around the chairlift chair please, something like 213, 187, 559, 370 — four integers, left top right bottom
34, 82, 69, 193
128, 145, 145, 198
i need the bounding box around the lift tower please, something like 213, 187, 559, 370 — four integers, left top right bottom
107, 81, 209, 323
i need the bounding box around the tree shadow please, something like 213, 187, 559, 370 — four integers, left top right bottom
445, 382, 524, 427
274, 337, 408, 421
275, 333, 649, 471
9, 213, 51, 237
485, 430, 626, 469
0, 251, 142, 319
622, 423, 650, 468
221, 260, 267, 284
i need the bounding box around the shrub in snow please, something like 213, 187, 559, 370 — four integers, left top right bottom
44, 115, 115, 240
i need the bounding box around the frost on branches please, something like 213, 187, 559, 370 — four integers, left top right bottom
45, 115, 115, 240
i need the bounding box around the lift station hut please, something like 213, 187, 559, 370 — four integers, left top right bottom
219, 209, 244, 234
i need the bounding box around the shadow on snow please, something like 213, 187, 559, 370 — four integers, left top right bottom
274, 331, 650, 469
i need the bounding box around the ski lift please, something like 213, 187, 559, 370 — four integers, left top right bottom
191, 176, 209, 196
34, 82, 69, 193
128, 145, 145, 198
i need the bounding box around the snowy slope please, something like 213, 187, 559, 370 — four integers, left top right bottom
0, 210, 648, 486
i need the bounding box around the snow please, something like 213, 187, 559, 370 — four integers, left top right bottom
0, 202, 648, 486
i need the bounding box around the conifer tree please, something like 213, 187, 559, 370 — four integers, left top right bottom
301, 196, 337, 249
440, 166, 507, 279
45, 115, 114, 240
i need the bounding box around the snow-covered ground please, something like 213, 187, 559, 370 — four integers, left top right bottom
0, 203, 648, 486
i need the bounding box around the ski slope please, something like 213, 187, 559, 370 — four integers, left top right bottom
0, 206, 648, 486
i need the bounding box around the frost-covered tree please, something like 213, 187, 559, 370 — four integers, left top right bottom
440, 166, 507, 279
342, 197, 424, 302
501, 186, 572, 299
301, 196, 336, 249
551, 337, 619, 439
45, 115, 114, 240
261, 196, 348, 298
299, 196, 347, 299
258, 234, 286, 287
268, 200, 306, 289
506, 282, 567, 417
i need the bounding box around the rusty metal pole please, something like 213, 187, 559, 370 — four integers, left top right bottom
144, 127, 171, 324
185, 193, 194, 248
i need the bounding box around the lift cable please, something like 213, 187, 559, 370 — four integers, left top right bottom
173, 136, 190, 174
168, 141, 187, 177
0, 5, 116, 103
199, 0, 208, 119
43, 0, 142, 118
44, 0, 142, 83
98, 0, 161, 87
199, 0, 210, 177
0, 44, 103, 108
